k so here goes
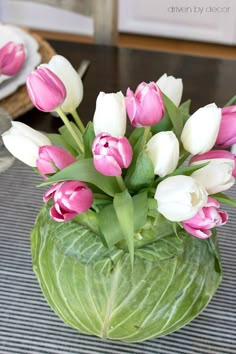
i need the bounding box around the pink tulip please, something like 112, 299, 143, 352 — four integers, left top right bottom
182, 197, 228, 239
26, 67, 66, 112
216, 106, 236, 147
0, 41, 25, 76
92, 133, 133, 176
125, 82, 165, 127
43, 181, 93, 222
190, 149, 236, 177
36, 145, 76, 178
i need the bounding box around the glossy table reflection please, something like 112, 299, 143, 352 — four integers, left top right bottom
1, 40, 236, 354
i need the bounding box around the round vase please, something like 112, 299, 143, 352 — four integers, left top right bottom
31, 206, 222, 342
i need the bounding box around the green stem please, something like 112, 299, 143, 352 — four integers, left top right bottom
224, 95, 236, 107
56, 108, 84, 152
71, 109, 85, 133
116, 175, 126, 192
143, 126, 151, 145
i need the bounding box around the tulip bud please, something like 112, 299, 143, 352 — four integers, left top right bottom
92, 133, 133, 176
154, 175, 208, 222
216, 106, 236, 147
44, 181, 93, 222
146, 131, 179, 177
27, 67, 66, 112
125, 82, 165, 127
36, 145, 76, 178
0, 41, 25, 76
191, 156, 235, 194
182, 197, 228, 239
2, 122, 51, 167
190, 149, 236, 177
156, 73, 183, 107
41, 55, 83, 113
181, 103, 221, 154
93, 91, 126, 137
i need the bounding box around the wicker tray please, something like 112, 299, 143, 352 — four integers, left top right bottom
0, 31, 56, 119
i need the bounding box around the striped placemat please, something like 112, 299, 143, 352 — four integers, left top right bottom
0, 160, 235, 354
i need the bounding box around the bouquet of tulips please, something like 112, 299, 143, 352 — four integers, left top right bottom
2, 55, 236, 342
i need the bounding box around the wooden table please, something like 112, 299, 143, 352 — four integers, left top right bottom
1, 40, 236, 354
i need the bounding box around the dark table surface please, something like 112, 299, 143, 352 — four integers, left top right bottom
1, 39, 236, 354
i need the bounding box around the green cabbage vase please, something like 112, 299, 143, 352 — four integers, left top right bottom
31, 205, 222, 342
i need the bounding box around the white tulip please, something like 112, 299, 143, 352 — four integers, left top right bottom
93, 91, 126, 137
155, 175, 208, 222
2, 121, 51, 167
156, 73, 183, 107
146, 131, 179, 177
191, 159, 235, 194
181, 103, 221, 155
41, 55, 83, 113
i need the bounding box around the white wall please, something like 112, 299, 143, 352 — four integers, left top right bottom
1, 0, 236, 45
0, 0, 93, 35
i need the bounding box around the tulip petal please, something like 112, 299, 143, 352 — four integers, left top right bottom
93, 155, 122, 176
181, 103, 222, 154
42, 55, 83, 112
183, 224, 212, 239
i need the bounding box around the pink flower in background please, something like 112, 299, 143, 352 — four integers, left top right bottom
92, 133, 133, 176
125, 81, 165, 127
182, 197, 228, 239
26, 67, 66, 112
190, 149, 236, 177
0, 41, 25, 76
36, 145, 76, 178
216, 106, 236, 147
43, 181, 93, 222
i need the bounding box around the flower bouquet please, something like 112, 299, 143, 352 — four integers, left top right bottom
2, 55, 236, 342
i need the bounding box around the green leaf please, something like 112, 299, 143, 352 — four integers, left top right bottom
125, 133, 144, 180
83, 122, 95, 158
179, 99, 191, 124
97, 203, 125, 248
128, 127, 144, 146
59, 122, 82, 153
98, 192, 148, 249
132, 192, 148, 231
47, 133, 77, 156
125, 151, 154, 191
39, 158, 120, 197
151, 111, 172, 134
211, 192, 236, 207
163, 93, 184, 138
135, 234, 184, 261
179, 99, 191, 114
113, 190, 134, 267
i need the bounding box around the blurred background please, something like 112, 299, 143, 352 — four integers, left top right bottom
1, 0, 236, 58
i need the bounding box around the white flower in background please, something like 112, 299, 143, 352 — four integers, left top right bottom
191, 159, 235, 194
180, 103, 221, 155
156, 73, 183, 107
41, 55, 83, 113
154, 175, 208, 222
93, 91, 126, 137
146, 131, 179, 177
2, 121, 51, 167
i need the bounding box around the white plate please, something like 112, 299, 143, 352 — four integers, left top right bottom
0, 24, 41, 99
